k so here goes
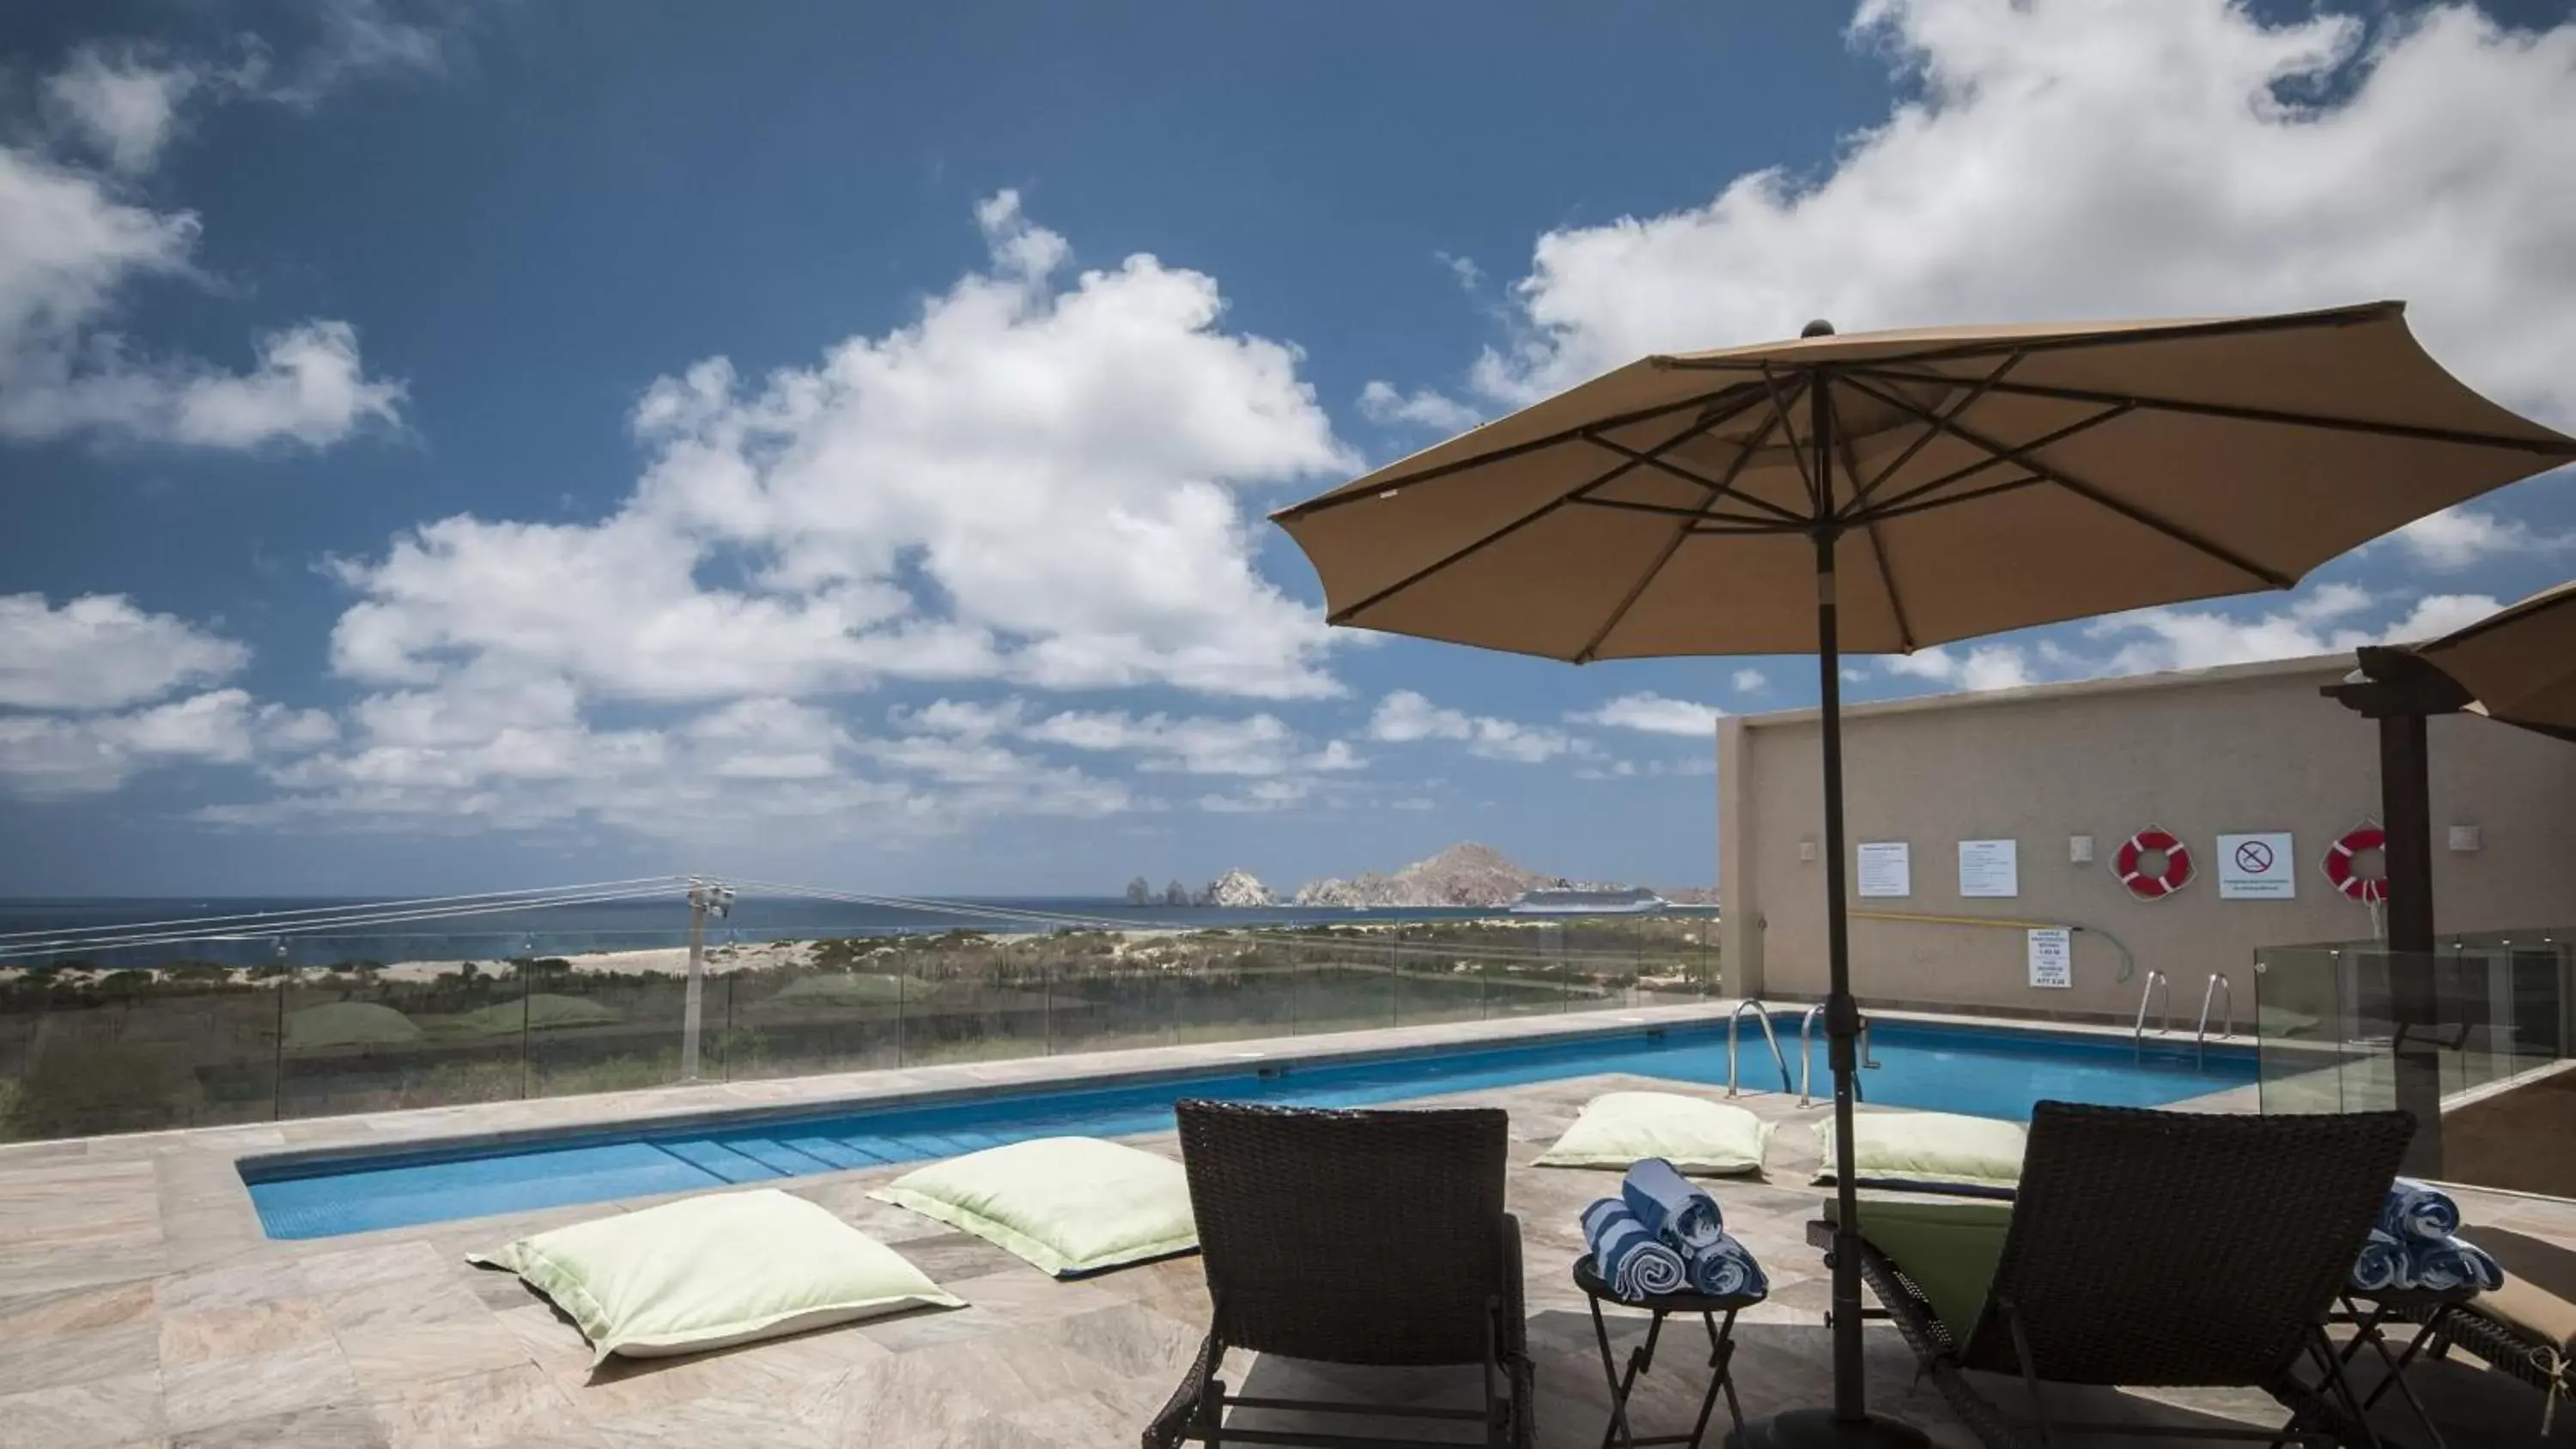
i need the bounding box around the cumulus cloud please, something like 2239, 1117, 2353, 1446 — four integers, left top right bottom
0, 132, 402, 451
1467, 2, 2576, 424
1366, 689, 1571, 763
1881, 644, 2039, 693
0, 689, 333, 796
0, 593, 251, 710
1730, 669, 1769, 694
1568, 692, 1726, 737
2389, 506, 2576, 571
42, 47, 199, 174
1355, 379, 1481, 432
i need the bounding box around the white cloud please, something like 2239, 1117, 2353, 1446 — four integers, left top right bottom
1730, 669, 1768, 694
43, 47, 198, 174
1464, 1, 2576, 428
1366, 688, 1571, 763
256, 0, 450, 108
331, 193, 1352, 720
2389, 506, 2575, 571
1569, 691, 1726, 737
1198, 779, 1310, 813
1881, 644, 2039, 693
0, 593, 251, 709
1023, 708, 1297, 775
1434, 252, 1484, 291
0, 144, 402, 450
0, 688, 332, 796
1355, 379, 1481, 432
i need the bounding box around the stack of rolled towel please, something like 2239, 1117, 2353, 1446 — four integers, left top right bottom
1581, 1157, 1768, 1302
2349, 1178, 2505, 1295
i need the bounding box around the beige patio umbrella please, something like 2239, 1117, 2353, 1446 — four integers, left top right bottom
2415, 579, 2576, 741
1272, 300, 2574, 1449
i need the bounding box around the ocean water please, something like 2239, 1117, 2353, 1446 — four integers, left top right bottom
0, 894, 1538, 969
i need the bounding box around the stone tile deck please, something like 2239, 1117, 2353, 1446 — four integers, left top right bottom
1, 1005, 2567, 1447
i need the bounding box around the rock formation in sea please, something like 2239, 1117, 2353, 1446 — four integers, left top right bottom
1291, 842, 1556, 909
1195, 870, 1275, 907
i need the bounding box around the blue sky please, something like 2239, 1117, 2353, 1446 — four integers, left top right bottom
3, 0, 2573, 898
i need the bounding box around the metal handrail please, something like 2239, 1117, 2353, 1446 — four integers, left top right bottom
1797, 1004, 1882, 1106
2196, 973, 2233, 1064
2134, 970, 2171, 1058
1726, 999, 1794, 1097
1798, 1004, 1824, 1106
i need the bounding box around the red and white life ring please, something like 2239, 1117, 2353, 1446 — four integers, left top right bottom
2324, 823, 2388, 904
2111, 827, 2194, 900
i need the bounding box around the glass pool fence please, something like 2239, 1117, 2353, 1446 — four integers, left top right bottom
0, 918, 1721, 1143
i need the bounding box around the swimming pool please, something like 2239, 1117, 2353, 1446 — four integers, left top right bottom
242, 1016, 2253, 1239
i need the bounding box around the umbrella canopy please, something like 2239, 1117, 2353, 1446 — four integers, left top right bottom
1278, 301, 2569, 659
2413, 579, 2576, 742
1271, 300, 2572, 1449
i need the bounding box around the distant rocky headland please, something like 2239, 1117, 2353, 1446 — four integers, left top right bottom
1128, 843, 1715, 911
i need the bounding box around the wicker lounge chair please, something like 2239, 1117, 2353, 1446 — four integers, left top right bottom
2398, 1223, 2576, 1431
1142, 1100, 1534, 1449
1812, 1100, 2414, 1448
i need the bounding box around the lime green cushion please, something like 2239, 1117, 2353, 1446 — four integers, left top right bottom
468, 1188, 960, 1361
1826, 1196, 2014, 1341
1814, 1110, 2026, 1194
1534, 1090, 1775, 1175
870, 1137, 1197, 1276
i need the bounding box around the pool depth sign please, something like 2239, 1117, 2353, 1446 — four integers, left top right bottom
2215, 832, 2296, 900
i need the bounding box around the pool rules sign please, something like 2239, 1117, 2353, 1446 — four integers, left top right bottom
2026, 927, 2073, 990
2216, 832, 2297, 900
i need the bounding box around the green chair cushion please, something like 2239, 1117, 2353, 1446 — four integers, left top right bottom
1826, 1195, 2014, 1344
470, 1188, 962, 1361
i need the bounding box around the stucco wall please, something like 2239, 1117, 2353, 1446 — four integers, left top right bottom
1717, 655, 2576, 1022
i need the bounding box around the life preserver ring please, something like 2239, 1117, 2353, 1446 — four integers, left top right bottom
2324, 824, 2388, 904
2111, 827, 2193, 900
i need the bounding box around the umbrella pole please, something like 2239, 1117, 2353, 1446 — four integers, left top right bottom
1729, 391, 1926, 1449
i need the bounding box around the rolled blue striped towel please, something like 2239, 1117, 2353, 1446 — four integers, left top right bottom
1583, 1199, 1689, 1300
1684, 1231, 1769, 1300
2351, 1229, 2409, 1294
2409, 1236, 2505, 1294
1621, 1157, 1723, 1253
2379, 1179, 2461, 1243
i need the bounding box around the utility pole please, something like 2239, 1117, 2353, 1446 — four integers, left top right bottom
681, 879, 734, 1082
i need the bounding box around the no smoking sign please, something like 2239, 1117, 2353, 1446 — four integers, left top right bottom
2216, 832, 2295, 900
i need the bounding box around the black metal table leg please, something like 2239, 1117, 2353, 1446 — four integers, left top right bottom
2337, 1295, 2453, 1449
1585, 1296, 1744, 1448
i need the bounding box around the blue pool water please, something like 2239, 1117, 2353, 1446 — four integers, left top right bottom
244, 1019, 2254, 1239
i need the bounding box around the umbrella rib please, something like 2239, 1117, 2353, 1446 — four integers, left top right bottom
1838, 374, 2293, 589
1860, 474, 2051, 524
1573, 497, 1803, 528
1757, 369, 1822, 520
1824, 384, 1917, 652
1844, 367, 2576, 457
1272, 381, 1766, 522
1849, 403, 2135, 522
1572, 408, 1789, 664
1573, 433, 1810, 524
1846, 352, 2026, 512
1319, 397, 1759, 627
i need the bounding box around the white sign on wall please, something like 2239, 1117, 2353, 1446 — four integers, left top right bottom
1856, 842, 1911, 898
2026, 927, 2073, 989
1958, 839, 2020, 898
2216, 832, 2297, 900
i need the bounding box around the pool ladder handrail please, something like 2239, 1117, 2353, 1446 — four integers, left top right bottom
2134, 970, 2172, 1058
1795, 1004, 1880, 1107
1725, 999, 1794, 1097
2195, 973, 2233, 1065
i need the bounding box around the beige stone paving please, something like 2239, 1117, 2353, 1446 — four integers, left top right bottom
0, 1005, 2567, 1447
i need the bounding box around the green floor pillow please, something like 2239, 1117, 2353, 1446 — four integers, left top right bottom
870, 1137, 1198, 1277
1814, 1110, 2025, 1197
470, 1188, 961, 1361
1534, 1090, 1774, 1174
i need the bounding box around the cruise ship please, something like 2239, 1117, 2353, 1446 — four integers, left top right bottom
1505, 885, 1668, 916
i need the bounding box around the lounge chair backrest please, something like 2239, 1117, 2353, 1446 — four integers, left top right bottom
1969, 1101, 2411, 1386
1176, 1099, 1510, 1367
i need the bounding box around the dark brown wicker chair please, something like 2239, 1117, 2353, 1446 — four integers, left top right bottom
1817, 1100, 2415, 1448
2397, 1224, 2576, 1432
1141, 1100, 1534, 1449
